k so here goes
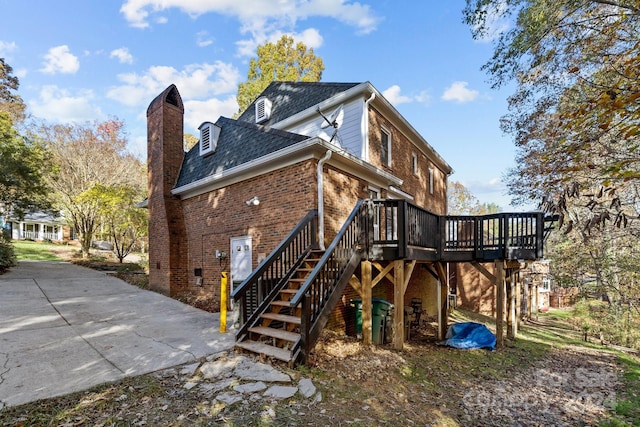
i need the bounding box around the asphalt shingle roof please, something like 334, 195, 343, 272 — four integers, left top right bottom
237, 81, 361, 125
175, 117, 309, 189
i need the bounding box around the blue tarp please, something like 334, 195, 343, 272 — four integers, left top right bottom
439, 322, 496, 350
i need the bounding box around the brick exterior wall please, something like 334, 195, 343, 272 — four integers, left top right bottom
179, 162, 318, 309
367, 107, 447, 214
147, 85, 453, 339
147, 85, 189, 297
456, 262, 497, 316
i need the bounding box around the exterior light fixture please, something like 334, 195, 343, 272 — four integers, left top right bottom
246, 196, 260, 206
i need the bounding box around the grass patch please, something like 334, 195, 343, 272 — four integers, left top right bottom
12, 240, 64, 261
601, 353, 640, 426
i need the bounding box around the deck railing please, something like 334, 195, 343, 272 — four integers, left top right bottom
231, 210, 318, 341
368, 200, 545, 262
290, 200, 368, 363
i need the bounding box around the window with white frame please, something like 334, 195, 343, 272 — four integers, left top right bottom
412, 152, 418, 174
380, 128, 391, 167
541, 276, 551, 292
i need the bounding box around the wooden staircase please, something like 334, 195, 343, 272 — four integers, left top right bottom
235, 250, 325, 363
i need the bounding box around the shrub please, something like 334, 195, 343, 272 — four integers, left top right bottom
0, 234, 17, 272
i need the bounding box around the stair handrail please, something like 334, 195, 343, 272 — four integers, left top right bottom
231, 209, 318, 334
289, 200, 369, 363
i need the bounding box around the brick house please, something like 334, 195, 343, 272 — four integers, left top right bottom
148, 81, 450, 299
147, 81, 547, 364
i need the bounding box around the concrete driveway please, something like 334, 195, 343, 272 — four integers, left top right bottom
0, 261, 235, 409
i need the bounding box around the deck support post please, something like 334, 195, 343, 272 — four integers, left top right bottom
392, 261, 405, 350
506, 268, 517, 340
495, 261, 505, 348
435, 262, 448, 341
362, 260, 373, 346
515, 270, 522, 327
532, 283, 539, 321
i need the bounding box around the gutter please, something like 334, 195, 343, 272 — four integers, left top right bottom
172, 138, 402, 200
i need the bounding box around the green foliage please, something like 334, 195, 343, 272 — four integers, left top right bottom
0, 232, 16, 271
568, 299, 640, 351
79, 183, 148, 263
0, 112, 51, 219
447, 180, 501, 215
601, 353, 640, 426
39, 119, 145, 258
12, 240, 64, 261
235, 35, 324, 116
465, 1, 640, 224
0, 58, 26, 123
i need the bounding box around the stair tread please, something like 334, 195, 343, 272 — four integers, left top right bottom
270, 300, 292, 306
236, 340, 292, 362
261, 312, 301, 324
279, 289, 298, 294
249, 326, 300, 342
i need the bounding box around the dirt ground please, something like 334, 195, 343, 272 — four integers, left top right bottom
0, 317, 630, 426
2, 246, 634, 426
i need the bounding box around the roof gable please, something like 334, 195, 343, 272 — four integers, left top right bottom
237, 82, 360, 125
175, 117, 308, 188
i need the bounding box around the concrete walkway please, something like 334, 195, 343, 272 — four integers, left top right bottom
0, 261, 235, 409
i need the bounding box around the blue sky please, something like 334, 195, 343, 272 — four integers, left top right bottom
0, 0, 526, 209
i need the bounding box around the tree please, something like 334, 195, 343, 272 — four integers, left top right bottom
465, 1, 640, 346
0, 112, 50, 219
235, 35, 324, 115
0, 58, 26, 123
464, 1, 640, 228
447, 180, 501, 215
80, 184, 148, 263
184, 133, 198, 151
39, 119, 145, 258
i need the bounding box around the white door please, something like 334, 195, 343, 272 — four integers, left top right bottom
230, 236, 252, 287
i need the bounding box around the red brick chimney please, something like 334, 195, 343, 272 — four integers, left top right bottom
146, 85, 188, 296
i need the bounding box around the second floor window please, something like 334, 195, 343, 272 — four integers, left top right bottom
381, 128, 391, 167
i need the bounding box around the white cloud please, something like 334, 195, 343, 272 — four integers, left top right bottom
184, 96, 239, 131
382, 85, 431, 106
29, 85, 103, 122
0, 40, 17, 58
120, 0, 379, 51
107, 61, 241, 107
110, 47, 134, 64
441, 81, 479, 104
382, 85, 412, 105
40, 45, 80, 74
237, 27, 324, 57
197, 31, 214, 47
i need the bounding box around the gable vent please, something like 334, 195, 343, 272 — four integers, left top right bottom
255, 97, 272, 123
198, 122, 221, 157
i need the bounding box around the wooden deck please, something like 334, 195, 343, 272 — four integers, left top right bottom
369, 199, 545, 263
232, 199, 552, 365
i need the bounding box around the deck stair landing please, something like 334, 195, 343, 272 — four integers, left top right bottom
235, 250, 324, 363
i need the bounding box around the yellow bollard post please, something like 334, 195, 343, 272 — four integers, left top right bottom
220, 272, 228, 333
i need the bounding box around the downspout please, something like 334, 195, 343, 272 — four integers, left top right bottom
317, 150, 332, 250
362, 92, 376, 161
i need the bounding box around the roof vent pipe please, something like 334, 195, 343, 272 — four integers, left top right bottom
317, 150, 332, 250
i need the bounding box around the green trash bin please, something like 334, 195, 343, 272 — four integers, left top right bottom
372, 299, 393, 345
351, 298, 394, 344
350, 298, 363, 338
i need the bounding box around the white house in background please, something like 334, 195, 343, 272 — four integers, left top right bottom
6, 212, 68, 242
